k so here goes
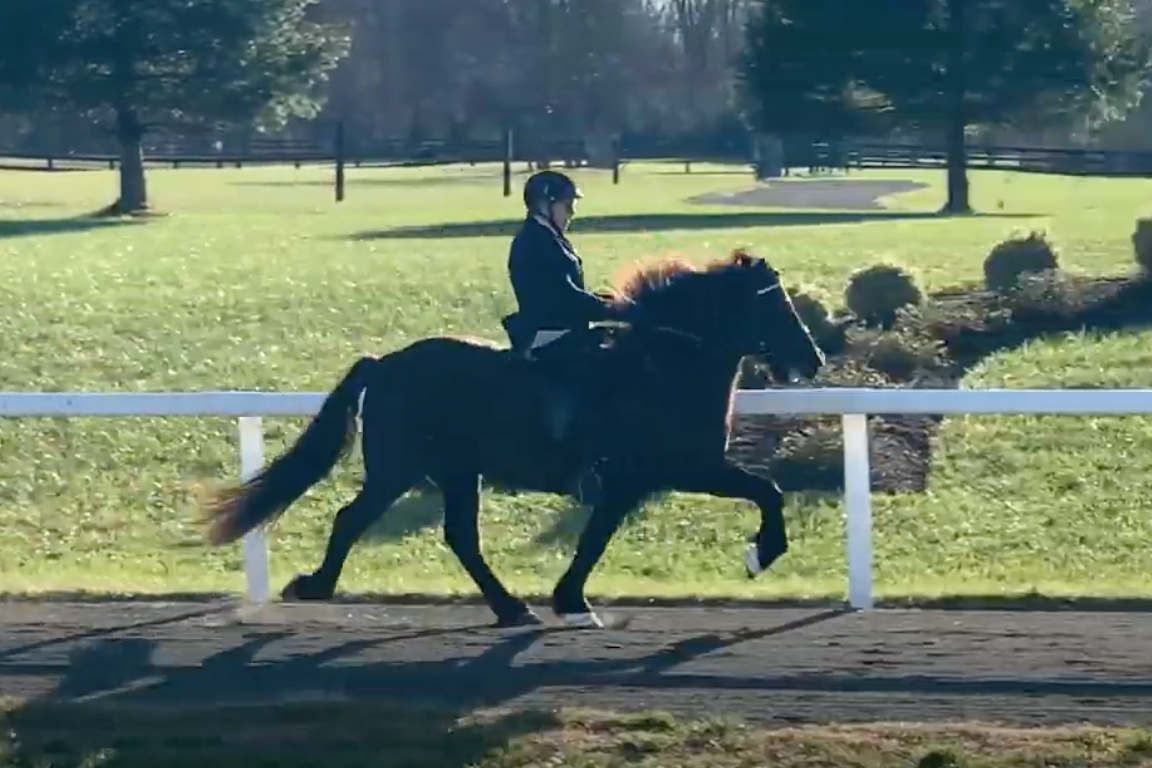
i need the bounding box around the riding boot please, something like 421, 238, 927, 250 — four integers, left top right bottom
570, 445, 607, 508
566, 405, 611, 507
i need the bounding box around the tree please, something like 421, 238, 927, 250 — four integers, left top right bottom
308, 0, 754, 151
0, 0, 351, 213
740, 0, 1152, 213
737, 0, 898, 140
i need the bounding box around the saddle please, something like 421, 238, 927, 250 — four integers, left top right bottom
501, 313, 535, 359
501, 312, 617, 445
501, 312, 612, 363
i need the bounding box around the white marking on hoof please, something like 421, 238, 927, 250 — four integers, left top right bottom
744, 542, 763, 576
356, 387, 367, 433
562, 612, 604, 629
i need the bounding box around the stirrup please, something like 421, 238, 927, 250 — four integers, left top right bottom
573, 461, 606, 506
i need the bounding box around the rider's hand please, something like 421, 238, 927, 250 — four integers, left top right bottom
612, 298, 640, 323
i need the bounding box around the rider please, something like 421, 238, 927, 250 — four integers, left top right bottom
506, 169, 623, 504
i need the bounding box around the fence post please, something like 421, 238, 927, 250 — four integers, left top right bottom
841, 413, 873, 610
502, 126, 514, 198
334, 120, 346, 203
238, 416, 270, 605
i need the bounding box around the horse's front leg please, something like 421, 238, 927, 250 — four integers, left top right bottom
668, 458, 788, 578
551, 473, 648, 628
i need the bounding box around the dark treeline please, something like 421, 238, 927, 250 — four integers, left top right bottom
5, 0, 1151, 155
1, 0, 1150, 213
0, 0, 757, 159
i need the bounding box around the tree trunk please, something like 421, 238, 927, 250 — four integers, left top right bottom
110, 107, 148, 215
941, 0, 970, 215
943, 113, 970, 214
752, 134, 784, 180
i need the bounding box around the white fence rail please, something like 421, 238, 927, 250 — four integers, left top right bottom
4, 387, 1152, 611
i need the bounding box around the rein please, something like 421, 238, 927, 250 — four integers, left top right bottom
626, 281, 782, 348
646, 324, 704, 346
605, 275, 784, 355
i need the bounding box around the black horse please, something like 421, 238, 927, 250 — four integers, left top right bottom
202, 250, 825, 628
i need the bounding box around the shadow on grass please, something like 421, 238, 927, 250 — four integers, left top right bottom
352, 209, 1042, 240
534, 491, 682, 549
350, 210, 963, 240
647, 166, 752, 176
364, 488, 445, 543
231, 173, 502, 189
534, 481, 844, 550
0, 216, 144, 240
534, 502, 591, 548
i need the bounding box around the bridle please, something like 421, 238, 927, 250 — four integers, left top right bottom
616, 280, 785, 354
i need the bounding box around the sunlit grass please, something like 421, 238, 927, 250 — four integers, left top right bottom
0, 161, 1150, 601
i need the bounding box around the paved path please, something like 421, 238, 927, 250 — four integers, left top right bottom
690, 178, 929, 211
2, 601, 1151, 726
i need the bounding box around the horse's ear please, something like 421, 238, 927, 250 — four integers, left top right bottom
732, 249, 758, 267
737, 251, 769, 271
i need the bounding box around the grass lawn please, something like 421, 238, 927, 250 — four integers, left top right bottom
3, 699, 1151, 768
1, 161, 1151, 602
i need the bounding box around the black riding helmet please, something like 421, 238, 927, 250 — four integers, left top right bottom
523, 170, 583, 211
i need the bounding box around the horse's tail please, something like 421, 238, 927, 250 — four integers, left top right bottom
203, 356, 377, 546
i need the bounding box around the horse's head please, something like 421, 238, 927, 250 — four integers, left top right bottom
609, 250, 825, 382
718, 249, 825, 382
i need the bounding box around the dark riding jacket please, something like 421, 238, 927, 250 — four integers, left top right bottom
507, 215, 615, 336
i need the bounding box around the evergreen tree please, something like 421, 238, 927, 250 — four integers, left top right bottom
0, 0, 351, 212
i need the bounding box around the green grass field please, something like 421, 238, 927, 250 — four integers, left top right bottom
1, 160, 1152, 602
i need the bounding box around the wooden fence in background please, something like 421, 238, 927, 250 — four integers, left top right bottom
4, 135, 1152, 178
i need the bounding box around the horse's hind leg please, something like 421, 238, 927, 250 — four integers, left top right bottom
282, 374, 426, 602
281, 475, 411, 601
282, 410, 419, 601
439, 472, 542, 628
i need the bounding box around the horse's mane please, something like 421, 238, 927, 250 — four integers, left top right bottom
606, 248, 760, 309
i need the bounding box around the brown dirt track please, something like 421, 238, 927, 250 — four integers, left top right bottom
2, 601, 1151, 726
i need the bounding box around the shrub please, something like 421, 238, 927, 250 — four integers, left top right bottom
982, 230, 1060, 292
1004, 269, 1091, 323
813, 357, 894, 389
769, 421, 846, 490
844, 262, 924, 327
1133, 218, 1152, 275
919, 293, 1006, 336
738, 356, 774, 388
731, 360, 894, 487
786, 284, 843, 350
787, 285, 833, 334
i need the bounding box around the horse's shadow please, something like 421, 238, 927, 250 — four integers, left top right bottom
0, 608, 852, 768
363, 487, 445, 543
363, 484, 597, 549
533, 486, 839, 549
364, 483, 560, 544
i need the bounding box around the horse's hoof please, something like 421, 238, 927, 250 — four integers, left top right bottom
280, 575, 304, 601
280, 574, 333, 602
494, 608, 545, 629
744, 543, 763, 579
561, 612, 605, 629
